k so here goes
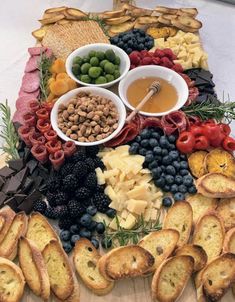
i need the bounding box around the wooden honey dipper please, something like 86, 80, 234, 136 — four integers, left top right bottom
126, 80, 161, 123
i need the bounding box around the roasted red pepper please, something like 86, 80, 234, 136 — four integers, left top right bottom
23, 112, 36, 126
36, 119, 51, 133
29, 131, 46, 145
219, 123, 231, 136
202, 123, 220, 141
36, 108, 49, 120
176, 131, 195, 154
195, 135, 209, 150
45, 140, 61, 154
190, 125, 204, 138
49, 150, 65, 171
31, 144, 48, 164
18, 125, 35, 146
222, 136, 235, 152
63, 141, 77, 157
44, 129, 57, 142
210, 131, 225, 147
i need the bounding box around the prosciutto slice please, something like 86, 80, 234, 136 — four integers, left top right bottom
161, 111, 189, 135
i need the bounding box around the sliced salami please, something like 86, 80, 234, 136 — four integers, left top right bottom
24, 56, 40, 73
142, 117, 162, 129
19, 88, 40, 98
22, 71, 40, 93
28, 47, 46, 56
161, 111, 189, 135
12, 108, 28, 125
45, 48, 53, 58
16, 96, 37, 110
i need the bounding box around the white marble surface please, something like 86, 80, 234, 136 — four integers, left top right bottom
0, 0, 235, 147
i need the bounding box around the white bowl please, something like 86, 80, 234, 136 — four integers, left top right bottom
66, 43, 130, 88
118, 65, 189, 117
51, 87, 126, 146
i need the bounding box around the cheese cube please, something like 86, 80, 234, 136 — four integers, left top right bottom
121, 209, 129, 219
153, 198, 162, 209
103, 169, 119, 179
93, 213, 111, 225
126, 199, 148, 215
109, 215, 121, 230
95, 168, 105, 185
127, 185, 148, 200
144, 207, 152, 222
150, 209, 159, 221
120, 213, 137, 229
105, 185, 117, 202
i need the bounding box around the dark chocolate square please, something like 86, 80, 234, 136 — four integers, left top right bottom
14, 194, 27, 205
4, 197, 18, 210
22, 177, 34, 193
6, 176, 22, 194
0, 176, 4, 189
2, 179, 10, 193
15, 167, 28, 184
17, 189, 42, 214
26, 159, 38, 174
8, 158, 24, 172
0, 166, 15, 178
0, 192, 7, 206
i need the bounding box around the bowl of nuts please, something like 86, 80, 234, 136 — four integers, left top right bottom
50, 87, 126, 146
66, 43, 130, 88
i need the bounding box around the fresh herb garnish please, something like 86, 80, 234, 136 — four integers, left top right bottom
0, 100, 19, 160
38, 52, 53, 102
103, 215, 162, 247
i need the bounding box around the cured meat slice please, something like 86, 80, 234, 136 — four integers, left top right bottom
16, 96, 37, 110
105, 123, 138, 147
18, 125, 35, 146
24, 56, 40, 73
12, 110, 25, 125
28, 47, 46, 56
62, 141, 76, 157
161, 111, 189, 135
29, 132, 46, 145
22, 112, 36, 126
45, 48, 53, 58
19, 88, 40, 98
21, 71, 40, 93
45, 141, 62, 154
49, 150, 65, 171
31, 144, 48, 164
44, 130, 57, 142
142, 117, 162, 129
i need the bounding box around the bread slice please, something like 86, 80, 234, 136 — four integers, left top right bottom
216, 198, 235, 231
186, 193, 218, 225
42, 239, 74, 300
18, 237, 50, 301
0, 212, 27, 260
151, 255, 194, 302
201, 253, 235, 301
192, 211, 225, 262
74, 238, 114, 295
194, 269, 207, 302
196, 173, 235, 198
57, 272, 80, 302
0, 256, 25, 302
175, 244, 207, 272
98, 245, 154, 280
26, 212, 59, 251
223, 227, 235, 253
138, 229, 179, 272
163, 201, 193, 247
0, 206, 16, 243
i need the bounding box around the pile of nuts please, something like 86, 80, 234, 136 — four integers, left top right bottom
57, 91, 119, 142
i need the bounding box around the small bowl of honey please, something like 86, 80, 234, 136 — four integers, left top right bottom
118, 65, 189, 117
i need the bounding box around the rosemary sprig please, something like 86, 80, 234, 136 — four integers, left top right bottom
103, 215, 162, 247
0, 100, 19, 160
38, 52, 53, 102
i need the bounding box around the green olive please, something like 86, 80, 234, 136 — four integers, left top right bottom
105, 74, 115, 82
90, 57, 99, 66
95, 76, 107, 84
88, 67, 102, 79
81, 63, 91, 74
104, 62, 115, 75
73, 56, 83, 65
80, 75, 91, 83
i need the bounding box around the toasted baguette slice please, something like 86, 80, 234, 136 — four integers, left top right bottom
74, 238, 114, 295
196, 173, 235, 198
19, 237, 50, 301
105, 16, 132, 25
98, 245, 154, 280
45, 6, 66, 14
151, 255, 194, 302
193, 211, 225, 262
155, 6, 178, 14
223, 227, 235, 253
194, 269, 207, 302
178, 8, 198, 17
175, 244, 207, 272
0, 212, 27, 260
42, 239, 74, 300
201, 253, 235, 301
101, 9, 126, 19
26, 212, 59, 251
186, 193, 218, 225
0, 206, 16, 243
57, 272, 80, 302
0, 257, 25, 302
216, 198, 235, 231
171, 16, 202, 33
138, 229, 179, 272
163, 201, 193, 247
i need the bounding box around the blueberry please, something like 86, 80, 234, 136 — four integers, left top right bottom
151, 132, 160, 140
138, 29, 145, 36
165, 175, 174, 185
166, 165, 176, 175
162, 185, 170, 192
162, 197, 173, 207
140, 129, 151, 139
183, 175, 194, 187
79, 229, 92, 239
159, 136, 169, 148
188, 185, 197, 194
153, 146, 162, 155
62, 241, 72, 253
148, 160, 158, 169
162, 155, 173, 165
128, 40, 134, 47
168, 135, 176, 143
145, 36, 151, 42
87, 220, 97, 231
139, 148, 147, 156
80, 214, 92, 227
172, 161, 181, 171
129, 144, 139, 154
149, 138, 158, 148
91, 238, 99, 249
70, 234, 80, 246
169, 150, 179, 160
180, 154, 187, 160
179, 169, 189, 176
170, 184, 178, 193
135, 135, 141, 143
126, 48, 133, 54
133, 29, 139, 33
70, 224, 80, 234
138, 37, 145, 43
155, 155, 162, 162
106, 208, 116, 218
118, 41, 124, 48
152, 167, 162, 179
138, 43, 145, 50
145, 153, 154, 163
96, 222, 105, 234
161, 148, 168, 156
86, 205, 97, 216
168, 144, 176, 150
154, 177, 165, 188
160, 165, 166, 172
60, 230, 71, 241
146, 40, 154, 49
174, 192, 185, 201
101, 237, 112, 249
180, 161, 189, 169
146, 150, 153, 155
175, 175, 183, 185
141, 139, 149, 147
123, 35, 129, 42
110, 36, 119, 44
178, 184, 187, 193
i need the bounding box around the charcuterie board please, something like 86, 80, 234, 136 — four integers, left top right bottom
0, 2, 235, 302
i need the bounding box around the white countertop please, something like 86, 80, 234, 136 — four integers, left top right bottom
0, 0, 235, 147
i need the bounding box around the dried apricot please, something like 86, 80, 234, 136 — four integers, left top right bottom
50, 58, 66, 74
56, 73, 69, 80
50, 79, 69, 96
66, 78, 77, 90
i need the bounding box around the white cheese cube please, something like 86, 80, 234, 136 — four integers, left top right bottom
126, 199, 148, 215
95, 168, 105, 185
120, 213, 137, 229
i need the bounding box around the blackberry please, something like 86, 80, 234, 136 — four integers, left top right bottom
46, 176, 61, 192
84, 172, 97, 190
95, 185, 105, 193
53, 205, 69, 218
46, 192, 57, 207
91, 193, 110, 213
68, 200, 85, 217
69, 149, 86, 163
86, 145, 99, 157
73, 161, 88, 180
92, 157, 105, 170
58, 217, 74, 230
84, 158, 96, 172
33, 199, 47, 214
44, 207, 57, 219
62, 174, 79, 191
75, 187, 91, 200
60, 163, 74, 177
54, 191, 68, 206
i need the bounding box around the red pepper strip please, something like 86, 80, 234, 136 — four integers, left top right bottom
222, 136, 235, 152
28, 100, 40, 113
29, 131, 46, 145
202, 124, 220, 141
22, 112, 36, 126
36, 108, 49, 120
195, 135, 209, 150
49, 150, 65, 171
44, 129, 57, 142
36, 119, 51, 133
31, 144, 48, 164
63, 141, 77, 157
176, 131, 195, 154
190, 125, 204, 138
45, 140, 62, 154
18, 125, 35, 146
219, 123, 231, 136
